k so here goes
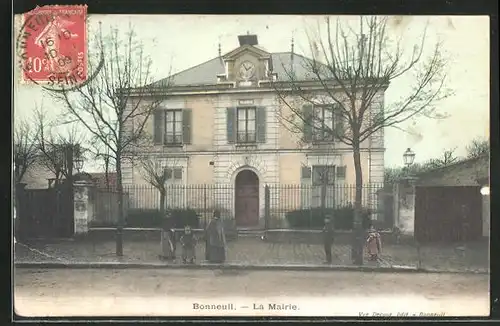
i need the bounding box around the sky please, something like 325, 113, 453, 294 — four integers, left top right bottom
13, 15, 490, 172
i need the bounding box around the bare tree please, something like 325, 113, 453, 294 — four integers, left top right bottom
14, 118, 39, 185
427, 147, 458, 169
88, 133, 115, 190
272, 16, 451, 265
466, 137, 489, 159
33, 108, 86, 187
138, 156, 179, 216
48, 24, 170, 256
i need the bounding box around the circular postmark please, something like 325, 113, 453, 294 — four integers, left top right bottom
15, 5, 101, 92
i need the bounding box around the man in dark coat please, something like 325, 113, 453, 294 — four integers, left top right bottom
205, 210, 227, 263
323, 215, 335, 264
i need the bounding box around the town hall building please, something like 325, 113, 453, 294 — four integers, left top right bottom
122, 34, 386, 229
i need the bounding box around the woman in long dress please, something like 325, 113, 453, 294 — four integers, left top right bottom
160, 212, 176, 261
205, 210, 227, 263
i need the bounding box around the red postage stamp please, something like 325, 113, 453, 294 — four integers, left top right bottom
18, 5, 87, 86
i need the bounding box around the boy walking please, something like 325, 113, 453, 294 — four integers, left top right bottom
180, 225, 197, 264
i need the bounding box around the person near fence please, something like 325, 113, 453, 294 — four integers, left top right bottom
205, 210, 226, 263
159, 211, 176, 261
323, 215, 335, 264
366, 225, 382, 261
180, 225, 197, 264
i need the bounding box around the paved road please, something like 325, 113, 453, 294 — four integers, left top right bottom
14, 268, 489, 317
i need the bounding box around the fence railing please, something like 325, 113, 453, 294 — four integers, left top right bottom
89, 183, 388, 226
121, 183, 385, 208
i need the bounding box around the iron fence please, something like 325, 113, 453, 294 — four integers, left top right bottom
123, 184, 236, 225
265, 183, 388, 229
91, 188, 129, 225
115, 183, 391, 230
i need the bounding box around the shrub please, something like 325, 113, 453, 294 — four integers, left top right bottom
285, 205, 372, 230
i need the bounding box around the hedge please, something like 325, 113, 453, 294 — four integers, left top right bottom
285, 205, 372, 230
89, 208, 200, 229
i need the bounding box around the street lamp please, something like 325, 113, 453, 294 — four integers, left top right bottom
74, 157, 84, 173
403, 148, 416, 167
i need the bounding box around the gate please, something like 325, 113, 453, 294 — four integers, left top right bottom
18, 185, 74, 239
414, 186, 482, 243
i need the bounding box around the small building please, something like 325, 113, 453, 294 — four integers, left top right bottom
395, 154, 489, 243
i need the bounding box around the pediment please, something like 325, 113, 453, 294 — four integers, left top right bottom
223, 44, 271, 61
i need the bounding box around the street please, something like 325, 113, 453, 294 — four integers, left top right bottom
14, 268, 489, 317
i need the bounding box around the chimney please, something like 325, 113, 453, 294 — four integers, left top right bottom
238, 34, 258, 46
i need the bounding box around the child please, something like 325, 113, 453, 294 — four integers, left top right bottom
366, 225, 382, 261
180, 225, 197, 264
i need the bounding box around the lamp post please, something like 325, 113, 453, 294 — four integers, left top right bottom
74, 157, 84, 174
403, 148, 416, 168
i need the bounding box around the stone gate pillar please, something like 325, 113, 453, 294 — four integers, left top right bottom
73, 181, 94, 235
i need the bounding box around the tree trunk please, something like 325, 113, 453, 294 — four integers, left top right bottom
104, 157, 110, 191
321, 175, 327, 225
351, 144, 364, 265
115, 151, 124, 257
159, 188, 166, 216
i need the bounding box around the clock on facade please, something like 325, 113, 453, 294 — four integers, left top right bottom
238, 61, 256, 80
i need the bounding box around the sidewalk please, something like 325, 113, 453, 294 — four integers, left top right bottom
14, 237, 489, 274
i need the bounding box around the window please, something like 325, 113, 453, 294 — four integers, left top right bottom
164, 167, 185, 208
313, 106, 335, 142
237, 107, 256, 143
164, 167, 183, 182
312, 165, 335, 186
165, 110, 183, 145
301, 165, 336, 209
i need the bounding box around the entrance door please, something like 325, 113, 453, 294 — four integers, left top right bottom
235, 170, 259, 227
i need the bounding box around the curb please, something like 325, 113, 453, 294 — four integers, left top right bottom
13, 261, 489, 275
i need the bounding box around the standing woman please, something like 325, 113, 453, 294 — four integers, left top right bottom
205, 210, 227, 263
159, 211, 176, 261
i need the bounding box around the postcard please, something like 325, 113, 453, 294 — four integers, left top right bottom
13, 10, 490, 319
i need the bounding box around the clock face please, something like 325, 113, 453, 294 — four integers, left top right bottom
239, 61, 256, 80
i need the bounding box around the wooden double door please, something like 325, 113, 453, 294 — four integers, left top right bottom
234, 170, 259, 228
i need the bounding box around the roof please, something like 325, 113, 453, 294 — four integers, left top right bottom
151, 52, 325, 87
89, 172, 118, 190
415, 154, 489, 178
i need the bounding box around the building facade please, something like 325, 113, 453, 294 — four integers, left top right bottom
123, 34, 386, 228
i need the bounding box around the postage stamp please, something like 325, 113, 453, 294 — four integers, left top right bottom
16, 5, 87, 86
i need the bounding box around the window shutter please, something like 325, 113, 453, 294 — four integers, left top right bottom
173, 168, 183, 180
165, 168, 173, 180
301, 166, 312, 179
336, 165, 347, 179
182, 109, 192, 144
153, 109, 164, 145
256, 106, 266, 143
335, 106, 345, 139
226, 107, 236, 143
302, 105, 313, 142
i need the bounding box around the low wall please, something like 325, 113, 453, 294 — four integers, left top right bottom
81, 228, 238, 243
81, 228, 411, 245
263, 229, 413, 245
